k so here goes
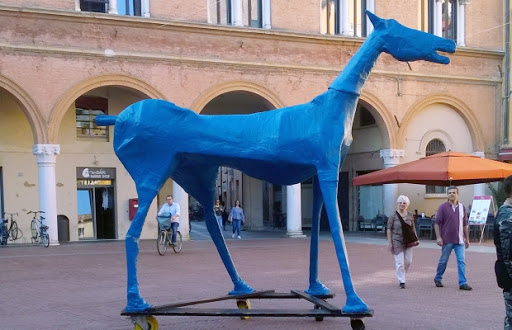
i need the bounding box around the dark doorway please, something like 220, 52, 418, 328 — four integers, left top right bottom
57, 215, 70, 242
95, 187, 115, 239
77, 186, 116, 239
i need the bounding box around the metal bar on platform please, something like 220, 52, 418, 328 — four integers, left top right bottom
290, 290, 341, 313
142, 290, 276, 312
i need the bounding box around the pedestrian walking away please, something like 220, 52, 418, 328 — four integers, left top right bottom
228, 200, 244, 239
433, 186, 472, 290
494, 175, 512, 329
387, 195, 418, 289
221, 201, 229, 231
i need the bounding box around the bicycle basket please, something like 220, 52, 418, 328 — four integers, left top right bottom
156, 216, 171, 231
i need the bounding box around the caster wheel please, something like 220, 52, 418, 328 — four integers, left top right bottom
236, 299, 251, 320
314, 305, 324, 322
134, 315, 159, 330
350, 318, 365, 330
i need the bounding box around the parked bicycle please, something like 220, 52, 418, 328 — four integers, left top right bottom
28, 210, 49, 247
0, 212, 22, 245
156, 216, 182, 255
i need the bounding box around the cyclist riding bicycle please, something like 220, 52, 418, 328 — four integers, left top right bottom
157, 195, 180, 245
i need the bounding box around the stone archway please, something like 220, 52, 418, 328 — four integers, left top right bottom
48, 74, 166, 143
398, 94, 485, 151
190, 81, 286, 231
191, 80, 285, 113
0, 74, 46, 144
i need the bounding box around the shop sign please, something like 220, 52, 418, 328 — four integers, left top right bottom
77, 179, 112, 186
77, 167, 116, 180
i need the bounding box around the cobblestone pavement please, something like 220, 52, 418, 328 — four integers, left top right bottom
0, 221, 503, 329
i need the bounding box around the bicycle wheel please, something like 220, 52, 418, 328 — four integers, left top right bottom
172, 231, 182, 253
9, 221, 19, 241
157, 231, 167, 256
30, 220, 39, 241
41, 232, 50, 248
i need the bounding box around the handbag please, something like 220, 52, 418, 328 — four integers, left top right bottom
396, 211, 419, 248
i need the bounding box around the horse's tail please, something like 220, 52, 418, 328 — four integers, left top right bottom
96, 115, 117, 126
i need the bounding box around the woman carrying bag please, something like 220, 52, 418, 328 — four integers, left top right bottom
387, 195, 419, 289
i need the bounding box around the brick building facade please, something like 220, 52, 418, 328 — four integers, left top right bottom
0, 0, 506, 243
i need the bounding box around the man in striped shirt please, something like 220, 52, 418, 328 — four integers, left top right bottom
433, 186, 472, 290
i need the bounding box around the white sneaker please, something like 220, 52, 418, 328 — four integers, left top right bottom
237, 236, 241, 239
232, 233, 235, 238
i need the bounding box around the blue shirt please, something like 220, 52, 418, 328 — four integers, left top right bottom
229, 206, 244, 221
158, 202, 180, 223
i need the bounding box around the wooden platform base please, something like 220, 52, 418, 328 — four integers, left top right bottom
122, 290, 373, 330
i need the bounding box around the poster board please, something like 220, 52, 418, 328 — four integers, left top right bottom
468, 196, 496, 244
468, 196, 493, 225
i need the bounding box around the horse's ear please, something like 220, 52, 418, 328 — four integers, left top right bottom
366, 10, 382, 29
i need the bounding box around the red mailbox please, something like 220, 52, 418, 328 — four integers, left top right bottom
129, 198, 138, 221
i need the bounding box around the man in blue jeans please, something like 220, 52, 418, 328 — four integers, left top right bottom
157, 195, 180, 245
433, 186, 472, 290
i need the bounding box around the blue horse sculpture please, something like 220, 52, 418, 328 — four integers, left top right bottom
98, 12, 455, 313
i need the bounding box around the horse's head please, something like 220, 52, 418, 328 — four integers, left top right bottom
367, 11, 456, 64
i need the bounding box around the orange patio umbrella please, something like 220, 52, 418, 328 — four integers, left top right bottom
352, 151, 512, 186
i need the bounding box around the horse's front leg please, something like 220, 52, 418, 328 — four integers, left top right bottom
305, 176, 331, 295
125, 192, 155, 312
202, 206, 254, 295
318, 172, 368, 313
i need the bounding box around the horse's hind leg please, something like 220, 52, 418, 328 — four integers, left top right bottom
125, 187, 158, 312
305, 176, 331, 295
185, 169, 253, 295
317, 171, 368, 313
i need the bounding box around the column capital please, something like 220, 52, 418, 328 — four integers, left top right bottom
379, 149, 404, 167
33, 144, 60, 164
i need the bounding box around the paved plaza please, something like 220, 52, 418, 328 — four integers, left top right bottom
0, 222, 503, 329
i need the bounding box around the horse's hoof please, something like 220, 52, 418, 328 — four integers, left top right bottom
305, 282, 331, 295
125, 297, 152, 313
229, 281, 254, 295
342, 299, 369, 314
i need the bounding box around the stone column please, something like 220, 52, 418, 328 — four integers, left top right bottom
108, 0, 118, 14
380, 149, 404, 217
457, 1, 466, 46
173, 182, 190, 240
366, 0, 375, 35
141, 0, 150, 17
33, 144, 60, 245
231, 0, 243, 26
434, 0, 443, 37
262, 0, 271, 29
286, 184, 306, 237
340, 0, 351, 36
472, 151, 486, 197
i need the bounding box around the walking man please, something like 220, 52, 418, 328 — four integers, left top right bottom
433, 186, 472, 290
494, 175, 512, 329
